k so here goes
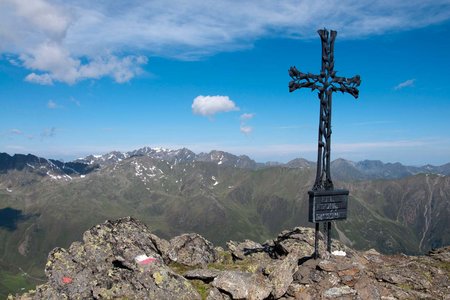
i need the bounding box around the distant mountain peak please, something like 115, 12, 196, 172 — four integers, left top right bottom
0, 153, 97, 182
286, 158, 315, 169
197, 150, 257, 168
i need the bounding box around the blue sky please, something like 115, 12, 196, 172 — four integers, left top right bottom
1, 0, 450, 165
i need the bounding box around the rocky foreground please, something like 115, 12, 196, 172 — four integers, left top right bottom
10, 217, 449, 300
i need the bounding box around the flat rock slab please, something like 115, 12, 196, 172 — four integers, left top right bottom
323, 286, 357, 298
212, 271, 272, 300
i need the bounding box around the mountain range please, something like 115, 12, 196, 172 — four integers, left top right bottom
3, 147, 449, 179
0, 147, 449, 296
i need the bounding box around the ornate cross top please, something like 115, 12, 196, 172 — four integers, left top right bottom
289, 29, 361, 191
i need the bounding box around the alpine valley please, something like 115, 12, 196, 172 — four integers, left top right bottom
0, 147, 449, 297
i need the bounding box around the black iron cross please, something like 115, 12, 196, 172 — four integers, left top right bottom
289, 29, 361, 191
289, 29, 361, 258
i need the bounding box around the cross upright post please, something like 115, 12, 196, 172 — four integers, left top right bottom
289, 29, 361, 259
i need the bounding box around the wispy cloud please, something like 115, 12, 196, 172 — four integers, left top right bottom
41, 127, 56, 139
10, 129, 23, 135
240, 113, 255, 135
1, 0, 449, 84
25, 73, 53, 85
394, 79, 415, 90
192, 95, 239, 117
47, 100, 59, 109
240, 113, 255, 121
240, 125, 253, 135
70, 97, 81, 107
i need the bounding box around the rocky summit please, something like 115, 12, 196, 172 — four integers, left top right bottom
10, 217, 449, 300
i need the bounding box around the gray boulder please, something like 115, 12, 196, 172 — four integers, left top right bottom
265, 250, 301, 298
206, 287, 232, 300
11, 221, 450, 300
168, 233, 218, 266
16, 217, 201, 299
227, 239, 264, 260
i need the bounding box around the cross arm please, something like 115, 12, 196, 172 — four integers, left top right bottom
289, 66, 321, 93
331, 74, 361, 99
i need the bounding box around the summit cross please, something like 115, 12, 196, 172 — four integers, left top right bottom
289, 29, 361, 191
288, 29, 361, 258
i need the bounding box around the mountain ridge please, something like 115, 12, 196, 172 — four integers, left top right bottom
2, 147, 449, 181
0, 147, 449, 296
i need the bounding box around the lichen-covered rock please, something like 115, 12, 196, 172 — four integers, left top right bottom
168, 233, 218, 266
9, 284, 63, 300
353, 276, 381, 300
428, 245, 450, 262
275, 227, 320, 256
212, 271, 272, 300
149, 232, 171, 263
323, 285, 357, 298
206, 287, 232, 300
11, 220, 450, 300
14, 217, 201, 300
265, 249, 301, 298
227, 239, 264, 260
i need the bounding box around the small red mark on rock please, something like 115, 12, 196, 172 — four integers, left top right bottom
62, 277, 73, 284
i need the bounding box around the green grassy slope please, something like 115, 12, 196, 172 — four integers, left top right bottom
0, 159, 449, 295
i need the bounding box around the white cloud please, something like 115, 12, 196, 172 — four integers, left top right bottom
394, 79, 415, 90
192, 95, 239, 117
240, 113, 255, 121
0, 1, 147, 84
47, 100, 58, 109
25, 73, 53, 85
7, 0, 71, 40
240, 126, 253, 135
19, 41, 148, 85
10, 129, 22, 135
1, 0, 450, 84
240, 113, 255, 135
